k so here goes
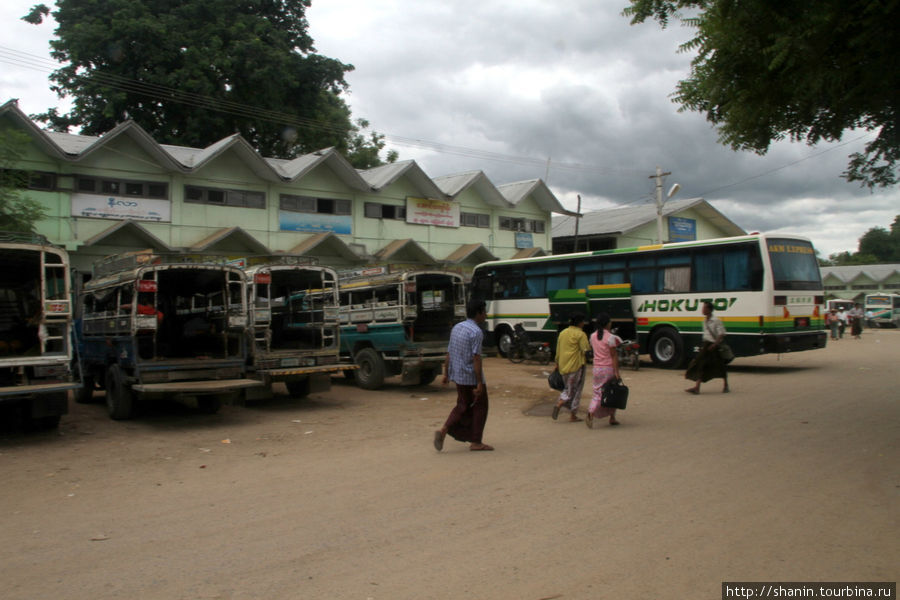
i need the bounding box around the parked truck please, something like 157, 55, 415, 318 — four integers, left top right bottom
75, 251, 262, 419
338, 267, 466, 389
0, 232, 79, 429
243, 256, 355, 399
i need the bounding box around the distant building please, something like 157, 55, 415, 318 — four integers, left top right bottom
1, 99, 576, 279
820, 264, 900, 302
550, 197, 746, 253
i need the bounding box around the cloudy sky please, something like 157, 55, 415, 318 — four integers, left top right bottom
1, 0, 897, 257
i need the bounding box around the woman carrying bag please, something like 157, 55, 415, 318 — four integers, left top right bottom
684, 301, 731, 394
586, 313, 622, 429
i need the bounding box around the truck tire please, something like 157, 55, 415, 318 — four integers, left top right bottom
649, 327, 685, 369
353, 348, 385, 390
197, 396, 222, 414
75, 373, 96, 404
105, 364, 136, 420
418, 368, 438, 386
285, 379, 311, 398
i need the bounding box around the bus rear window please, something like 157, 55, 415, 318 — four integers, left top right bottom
767, 239, 822, 290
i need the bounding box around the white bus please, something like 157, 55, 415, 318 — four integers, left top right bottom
864, 293, 900, 328
470, 234, 828, 368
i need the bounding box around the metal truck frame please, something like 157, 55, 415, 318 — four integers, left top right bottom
338, 267, 466, 389
76, 251, 261, 419
243, 256, 355, 399
0, 232, 79, 429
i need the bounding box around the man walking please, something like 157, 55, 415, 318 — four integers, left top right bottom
434, 299, 494, 452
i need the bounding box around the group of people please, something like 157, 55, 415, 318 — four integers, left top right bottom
826, 304, 866, 340
433, 299, 733, 452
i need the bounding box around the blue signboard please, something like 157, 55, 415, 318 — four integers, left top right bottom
668, 217, 696, 242
279, 211, 352, 235
515, 232, 534, 249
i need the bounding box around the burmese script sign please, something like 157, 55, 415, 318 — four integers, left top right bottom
72, 193, 171, 222
406, 197, 459, 228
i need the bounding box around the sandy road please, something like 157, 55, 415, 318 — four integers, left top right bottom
1, 330, 898, 600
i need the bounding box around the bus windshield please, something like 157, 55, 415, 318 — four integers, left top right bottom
767, 239, 822, 290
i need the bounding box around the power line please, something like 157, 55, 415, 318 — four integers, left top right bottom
0, 45, 647, 177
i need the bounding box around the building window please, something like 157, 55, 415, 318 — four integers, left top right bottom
884, 283, 900, 289
461, 212, 490, 228
0, 169, 57, 191
78, 176, 168, 199
824, 285, 846, 290
364, 202, 406, 220
280, 194, 351, 215
499, 216, 545, 232
185, 185, 264, 209
851, 284, 874, 290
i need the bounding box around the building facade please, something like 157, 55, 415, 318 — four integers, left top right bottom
2, 100, 575, 278
820, 265, 900, 302
551, 198, 747, 253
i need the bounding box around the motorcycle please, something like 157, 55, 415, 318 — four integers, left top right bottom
507, 323, 552, 364
617, 338, 641, 370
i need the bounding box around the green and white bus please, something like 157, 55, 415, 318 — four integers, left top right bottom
864, 293, 900, 328
470, 234, 828, 368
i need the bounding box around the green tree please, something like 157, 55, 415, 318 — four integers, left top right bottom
624, 0, 899, 188
858, 225, 900, 262
23, 1, 395, 165
0, 125, 48, 233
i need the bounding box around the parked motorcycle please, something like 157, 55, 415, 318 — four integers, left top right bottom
507, 323, 552, 364
617, 338, 641, 370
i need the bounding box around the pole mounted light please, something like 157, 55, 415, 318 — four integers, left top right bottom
650, 166, 679, 244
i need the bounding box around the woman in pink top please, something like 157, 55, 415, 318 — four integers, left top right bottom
586, 313, 621, 428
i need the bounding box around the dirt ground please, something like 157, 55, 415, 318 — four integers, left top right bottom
1, 329, 898, 600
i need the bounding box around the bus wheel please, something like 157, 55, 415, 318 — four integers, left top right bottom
649, 327, 684, 369
496, 327, 513, 358
286, 379, 311, 398
353, 348, 385, 390
105, 364, 136, 420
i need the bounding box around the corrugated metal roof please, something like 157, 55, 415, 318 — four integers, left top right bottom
820, 264, 900, 283
552, 197, 745, 238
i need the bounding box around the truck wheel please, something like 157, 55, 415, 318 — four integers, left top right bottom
197, 396, 222, 414
353, 348, 385, 390
105, 365, 136, 420
496, 327, 513, 358
418, 368, 438, 386
75, 374, 96, 404
649, 327, 685, 369
286, 379, 311, 398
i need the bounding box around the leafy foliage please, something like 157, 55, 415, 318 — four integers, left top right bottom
23, 1, 396, 165
624, 0, 899, 188
822, 214, 900, 265
0, 125, 48, 233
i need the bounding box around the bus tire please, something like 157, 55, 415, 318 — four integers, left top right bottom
286, 379, 311, 398
649, 327, 685, 369
496, 327, 513, 358
105, 364, 136, 420
353, 348, 385, 390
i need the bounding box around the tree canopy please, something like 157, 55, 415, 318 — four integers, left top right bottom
821, 215, 900, 265
624, 0, 899, 188
23, 0, 396, 167
0, 125, 48, 233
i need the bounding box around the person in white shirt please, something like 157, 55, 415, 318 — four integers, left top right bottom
685, 302, 730, 394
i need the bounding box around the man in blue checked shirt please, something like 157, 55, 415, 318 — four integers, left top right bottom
433, 299, 494, 452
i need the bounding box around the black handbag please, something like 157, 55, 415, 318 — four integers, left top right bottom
601, 378, 628, 410
548, 368, 564, 391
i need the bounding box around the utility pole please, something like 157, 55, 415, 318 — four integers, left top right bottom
649, 166, 671, 244
572, 194, 582, 252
